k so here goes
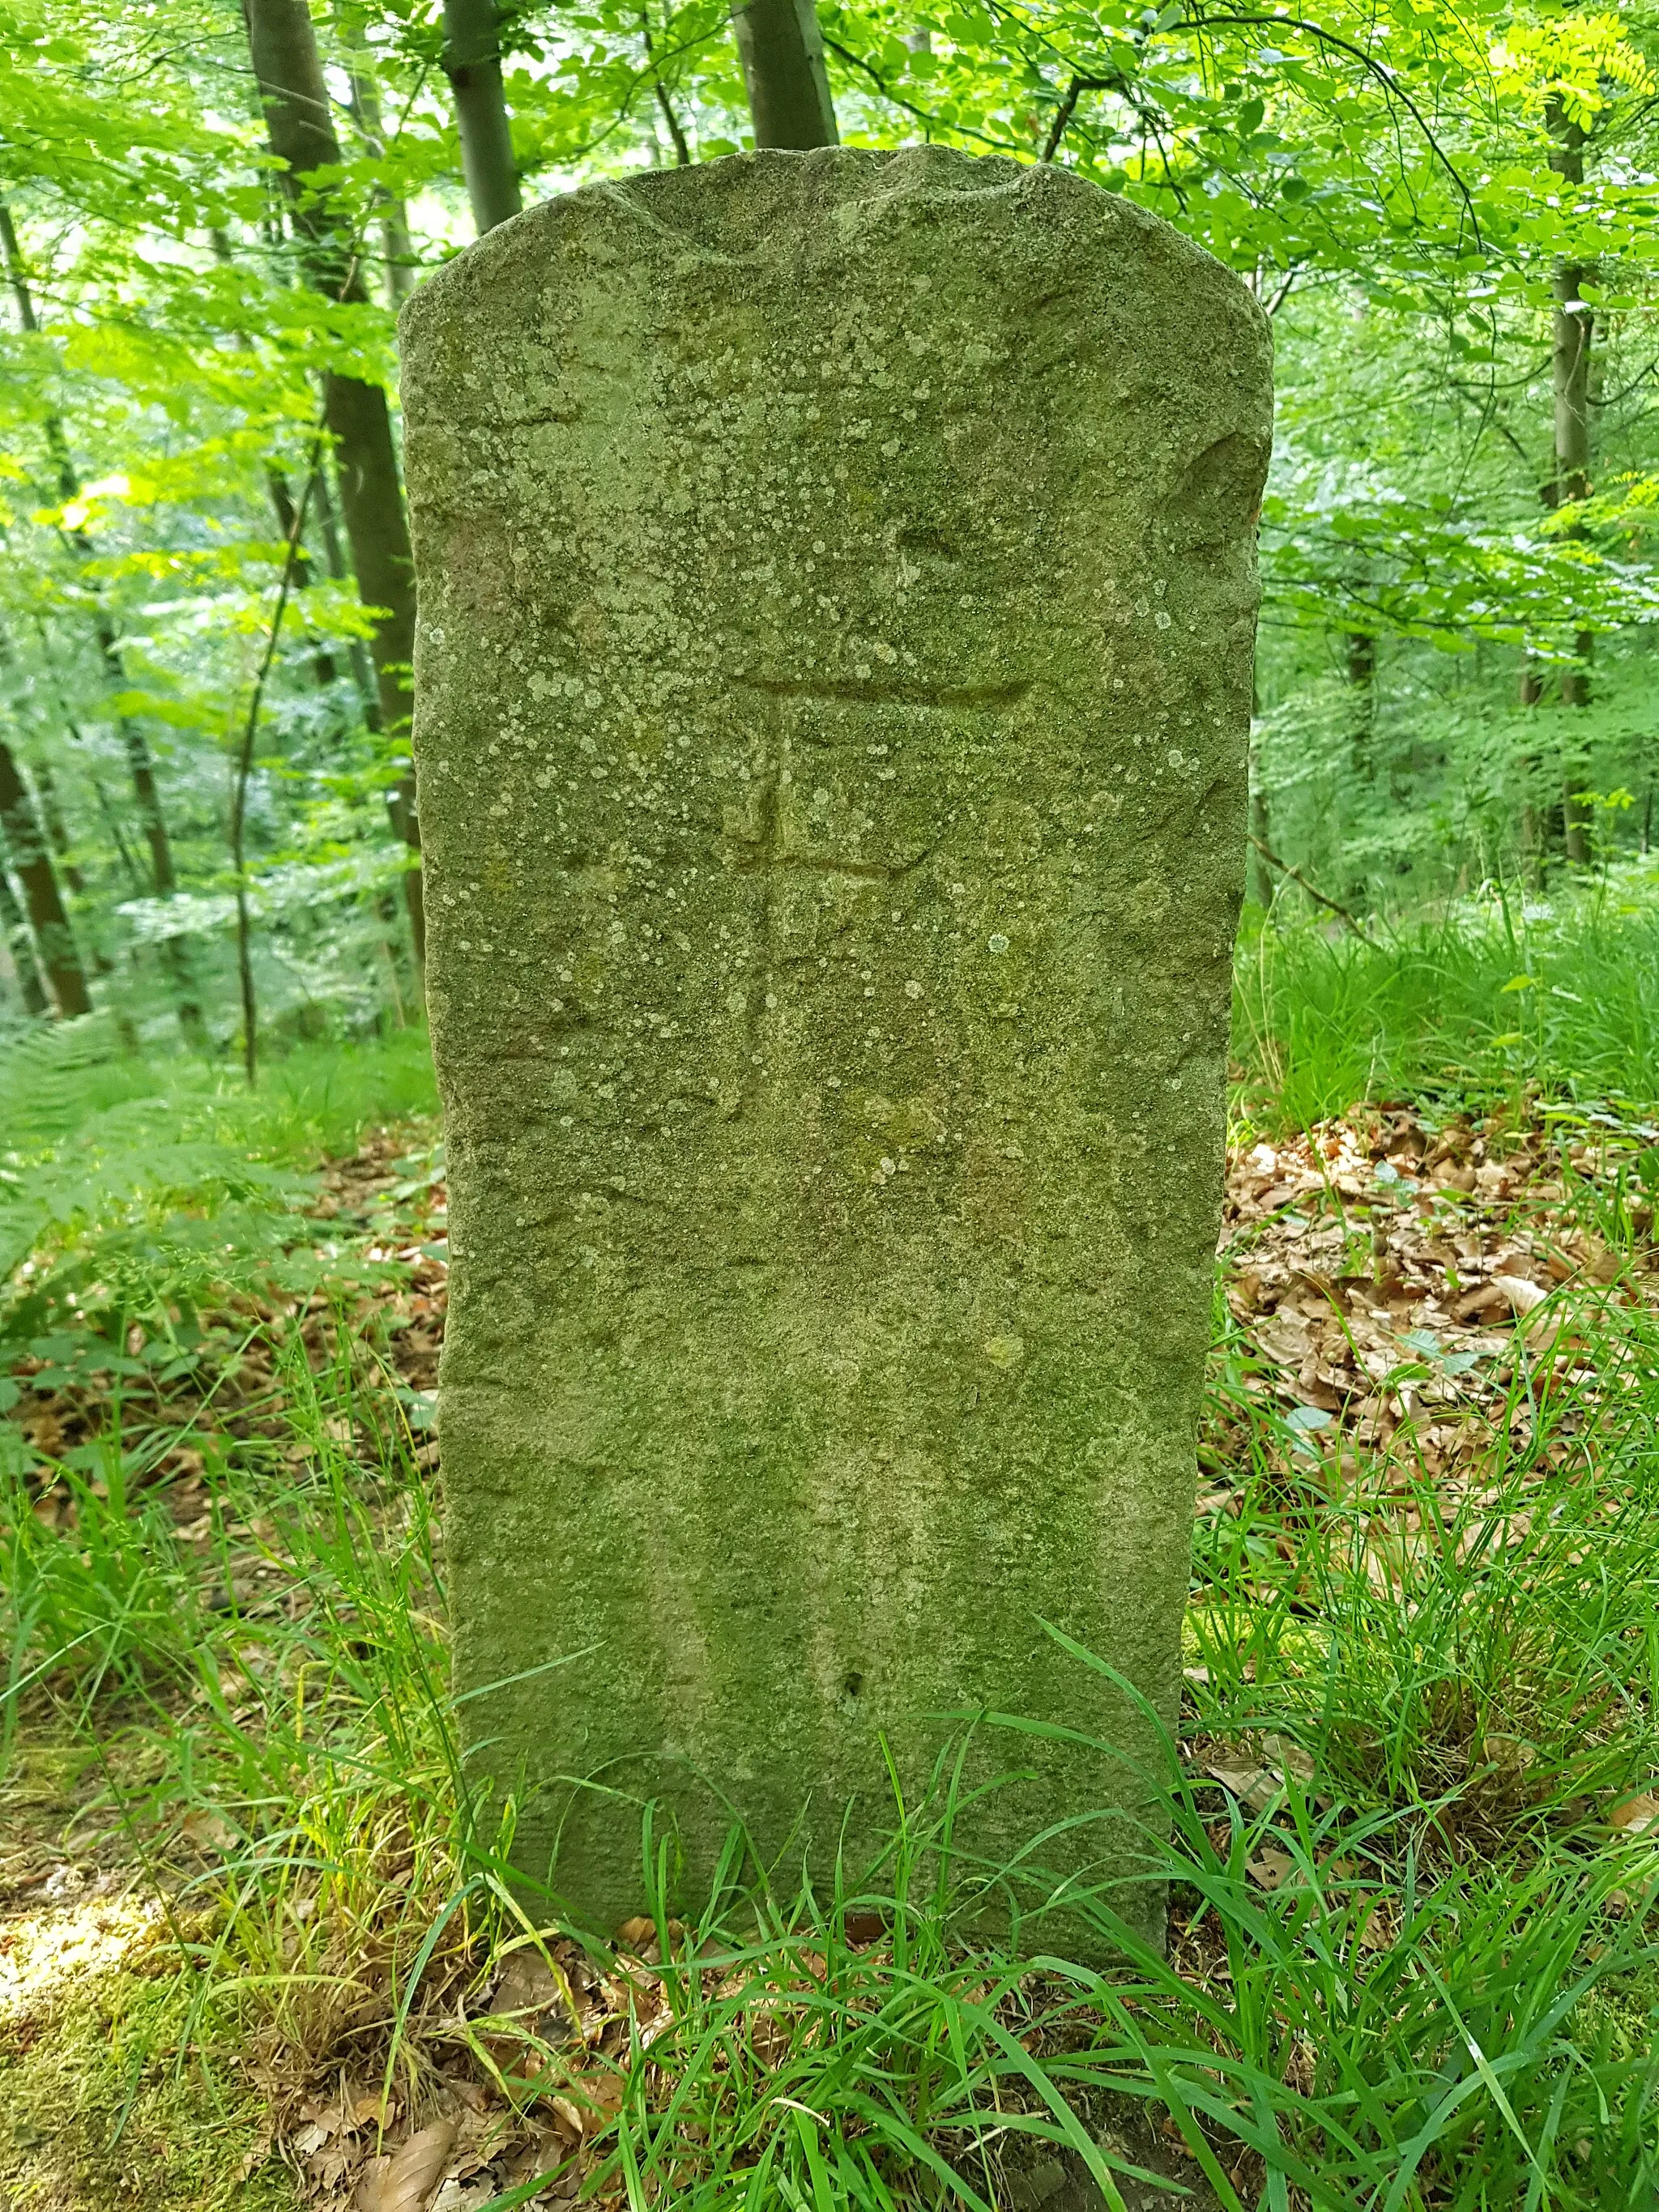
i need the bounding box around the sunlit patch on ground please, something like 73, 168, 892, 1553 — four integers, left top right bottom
0, 1881, 165, 2027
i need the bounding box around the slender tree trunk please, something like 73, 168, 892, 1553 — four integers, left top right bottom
642, 11, 692, 165
310, 462, 381, 719
211, 223, 343, 696
381, 181, 418, 309
0, 198, 203, 1038
1518, 506, 1555, 876
267, 467, 340, 688
1346, 624, 1375, 775
243, 0, 425, 964
441, 0, 522, 232
339, 18, 420, 304
1247, 736, 1273, 911
731, 0, 838, 147
0, 857, 48, 1016
0, 739, 90, 1016
1548, 99, 1596, 866
31, 758, 83, 893
31, 747, 134, 1038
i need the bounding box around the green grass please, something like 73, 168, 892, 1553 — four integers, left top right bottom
1235, 860, 1659, 1128
10, 1332, 1659, 2206
0, 1009, 438, 1158
6, 890, 1659, 2206
0, 1015, 439, 1443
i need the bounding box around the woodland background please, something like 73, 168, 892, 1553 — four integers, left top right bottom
0, 0, 1654, 1059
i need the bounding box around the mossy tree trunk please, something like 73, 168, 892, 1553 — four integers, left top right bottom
442, 0, 522, 233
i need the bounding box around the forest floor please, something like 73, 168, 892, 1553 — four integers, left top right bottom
5, 962, 1659, 2208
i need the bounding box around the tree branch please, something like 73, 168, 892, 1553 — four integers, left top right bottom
1248, 834, 1376, 942
1184, 7, 1484, 250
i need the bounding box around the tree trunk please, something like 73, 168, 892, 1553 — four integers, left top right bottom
1549, 99, 1596, 867
442, 0, 522, 232
32, 748, 131, 1034
642, 11, 692, 165
1518, 477, 1555, 874
243, 0, 425, 963
339, 17, 420, 304
312, 461, 381, 718
309, 454, 416, 1021
731, 0, 838, 147
0, 857, 48, 1016
0, 739, 91, 1017
1346, 624, 1375, 775
0, 197, 204, 1038
267, 466, 340, 688
1247, 739, 1273, 911
32, 758, 83, 893
212, 223, 343, 694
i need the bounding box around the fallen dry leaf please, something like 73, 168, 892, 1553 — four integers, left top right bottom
1610, 1792, 1659, 1837
1264, 1733, 1316, 1785
1453, 1281, 1512, 1323
1206, 1760, 1278, 1813
1246, 1847, 1295, 1890
1355, 1895, 1399, 1951
355, 2122, 458, 2212
1491, 1274, 1549, 1317
179, 1806, 236, 1855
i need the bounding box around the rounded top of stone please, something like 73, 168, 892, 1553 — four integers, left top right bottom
401, 144, 1264, 351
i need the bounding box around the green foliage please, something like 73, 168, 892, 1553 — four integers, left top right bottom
11, 1323, 1659, 2205
0, 0, 1653, 1052
3, 1031, 1659, 2206
0, 1014, 435, 1417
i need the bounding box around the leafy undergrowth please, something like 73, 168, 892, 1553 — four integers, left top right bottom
4, 1026, 1659, 2207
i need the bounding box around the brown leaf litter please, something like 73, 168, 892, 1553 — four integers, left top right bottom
1205, 1097, 1659, 1544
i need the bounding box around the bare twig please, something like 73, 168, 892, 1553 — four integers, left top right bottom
1248, 834, 1377, 942
229, 420, 326, 1087
641, 11, 692, 164
820, 37, 1021, 151
1042, 74, 1086, 160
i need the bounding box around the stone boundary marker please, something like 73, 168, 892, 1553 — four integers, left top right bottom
402, 145, 1272, 1939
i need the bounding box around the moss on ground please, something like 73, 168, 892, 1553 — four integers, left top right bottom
0, 1921, 295, 2210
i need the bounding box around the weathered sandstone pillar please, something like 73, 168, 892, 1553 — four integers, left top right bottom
402, 146, 1272, 1934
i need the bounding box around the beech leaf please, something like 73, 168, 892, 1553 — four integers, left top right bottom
354, 2121, 458, 2212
